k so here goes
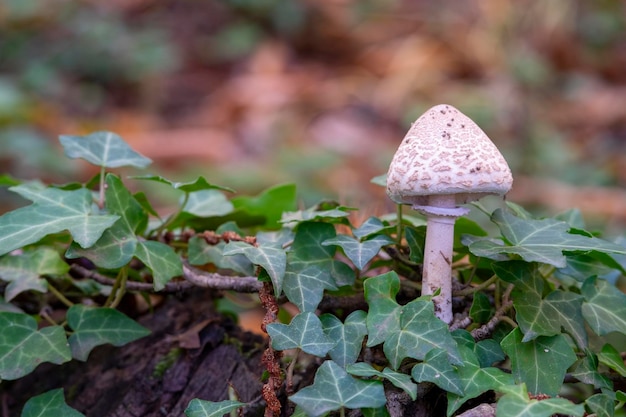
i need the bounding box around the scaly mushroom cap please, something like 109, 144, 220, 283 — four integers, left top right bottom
387, 104, 513, 206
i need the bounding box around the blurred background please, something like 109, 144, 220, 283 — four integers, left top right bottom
1, 0, 625, 233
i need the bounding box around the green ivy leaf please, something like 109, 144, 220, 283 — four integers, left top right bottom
446, 344, 514, 416
598, 343, 626, 377
581, 276, 626, 336
347, 362, 417, 401
404, 226, 426, 263
469, 292, 493, 324
493, 261, 587, 348
183, 399, 245, 417
281, 204, 353, 227
585, 393, 614, 417
469, 209, 626, 267
474, 339, 506, 368
66, 174, 146, 268
283, 222, 354, 312
67, 304, 150, 361
135, 241, 182, 291
0, 312, 71, 380
323, 234, 393, 270
21, 389, 85, 417
289, 360, 386, 417
500, 328, 576, 397
0, 248, 69, 301
0, 184, 119, 256
231, 183, 297, 229
495, 384, 585, 417
266, 312, 335, 357
131, 174, 234, 193
320, 310, 367, 368
352, 217, 389, 240
364, 272, 461, 370
223, 241, 286, 295
188, 237, 254, 276
411, 348, 464, 396
182, 190, 234, 218
570, 351, 613, 390
59, 131, 151, 168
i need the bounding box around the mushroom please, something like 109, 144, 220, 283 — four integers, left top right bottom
386, 104, 513, 324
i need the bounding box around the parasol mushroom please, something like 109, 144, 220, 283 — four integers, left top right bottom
386, 104, 513, 324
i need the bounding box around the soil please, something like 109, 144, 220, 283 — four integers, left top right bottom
3, 291, 268, 417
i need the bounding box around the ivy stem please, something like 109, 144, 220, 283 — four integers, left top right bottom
98, 166, 106, 209
46, 280, 74, 308
453, 275, 498, 297
105, 267, 128, 308
154, 192, 190, 237
285, 348, 300, 396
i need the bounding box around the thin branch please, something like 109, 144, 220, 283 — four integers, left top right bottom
70, 262, 262, 293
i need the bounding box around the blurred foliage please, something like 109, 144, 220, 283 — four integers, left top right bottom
0, 0, 625, 228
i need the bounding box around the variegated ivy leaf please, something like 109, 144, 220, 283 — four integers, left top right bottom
501, 328, 576, 397
289, 360, 386, 417
581, 276, 626, 336
223, 241, 286, 295
468, 209, 626, 267
496, 384, 584, 417
364, 272, 461, 370
320, 310, 367, 368
347, 362, 417, 400
0, 184, 119, 256
266, 312, 335, 357
59, 131, 152, 168
493, 261, 587, 348
0, 248, 69, 301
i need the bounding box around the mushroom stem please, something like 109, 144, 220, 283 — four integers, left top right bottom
416, 194, 466, 324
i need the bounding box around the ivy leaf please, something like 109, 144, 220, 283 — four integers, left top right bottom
223, 241, 286, 295
495, 384, 585, 417
347, 362, 417, 401
135, 241, 183, 291
570, 351, 613, 390
289, 360, 386, 417
0, 312, 71, 380
581, 276, 626, 336
59, 131, 151, 168
0, 248, 69, 301
598, 344, 626, 377
469, 292, 493, 324
66, 174, 146, 269
352, 217, 390, 240
323, 234, 393, 270
320, 310, 368, 368
67, 305, 150, 361
283, 222, 354, 312
446, 344, 514, 416
364, 272, 461, 369
411, 348, 464, 396
188, 237, 254, 276
500, 328, 576, 397
281, 203, 353, 227
266, 312, 335, 357
0, 184, 119, 256
182, 190, 234, 217
493, 261, 587, 348
183, 399, 245, 417
21, 389, 85, 417
131, 174, 234, 193
468, 209, 626, 267
231, 183, 297, 229
585, 393, 615, 417
405, 226, 426, 263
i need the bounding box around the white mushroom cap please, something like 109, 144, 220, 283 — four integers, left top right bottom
387, 104, 513, 206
